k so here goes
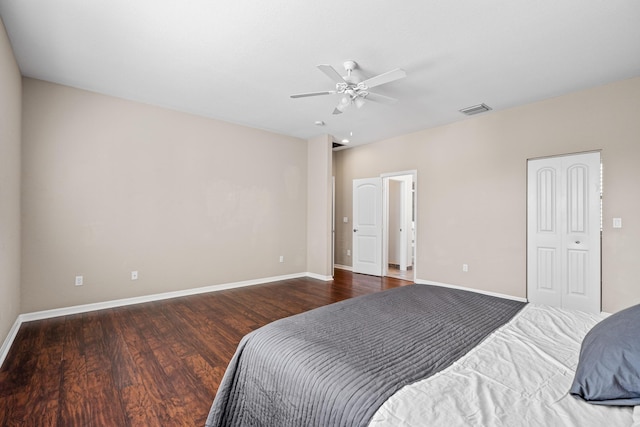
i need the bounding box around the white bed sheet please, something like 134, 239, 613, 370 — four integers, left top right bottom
370, 304, 637, 427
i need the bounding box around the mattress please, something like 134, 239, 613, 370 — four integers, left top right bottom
370, 303, 638, 426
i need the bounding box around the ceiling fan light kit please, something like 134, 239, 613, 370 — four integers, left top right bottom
291, 60, 407, 115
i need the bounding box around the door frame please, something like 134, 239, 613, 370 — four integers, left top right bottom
382, 170, 417, 281
332, 176, 335, 272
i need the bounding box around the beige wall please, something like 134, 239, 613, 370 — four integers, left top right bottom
10, 55, 640, 319
0, 18, 21, 346
21, 78, 308, 312
306, 134, 333, 278
335, 76, 640, 313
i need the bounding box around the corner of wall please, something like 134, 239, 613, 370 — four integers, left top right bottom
0, 16, 23, 364
306, 134, 333, 277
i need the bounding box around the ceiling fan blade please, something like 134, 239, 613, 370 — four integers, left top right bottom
364, 92, 398, 104
317, 64, 347, 84
360, 68, 406, 89
290, 91, 335, 98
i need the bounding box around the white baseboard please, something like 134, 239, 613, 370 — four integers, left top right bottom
306, 272, 333, 281
415, 279, 528, 303
334, 264, 352, 271
0, 317, 22, 369
19, 272, 314, 323
0, 271, 330, 368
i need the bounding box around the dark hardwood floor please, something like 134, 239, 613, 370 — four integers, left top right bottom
0, 269, 408, 426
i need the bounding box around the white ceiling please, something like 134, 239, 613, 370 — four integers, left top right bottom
1, 1, 639, 147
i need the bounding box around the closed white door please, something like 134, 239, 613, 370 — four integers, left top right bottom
353, 178, 383, 276
527, 152, 601, 313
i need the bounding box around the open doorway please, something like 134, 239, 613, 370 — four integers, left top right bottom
383, 172, 416, 282
351, 171, 417, 280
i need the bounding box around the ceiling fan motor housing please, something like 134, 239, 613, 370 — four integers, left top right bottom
343, 60, 358, 72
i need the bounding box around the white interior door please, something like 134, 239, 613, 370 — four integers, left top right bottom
353, 177, 383, 276
527, 152, 601, 313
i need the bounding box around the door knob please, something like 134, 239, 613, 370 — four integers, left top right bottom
575, 241, 581, 244
353, 229, 358, 232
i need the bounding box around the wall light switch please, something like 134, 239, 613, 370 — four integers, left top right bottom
613, 218, 622, 228
75, 275, 83, 286
462, 264, 469, 272
131, 271, 138, 280
347, 249, 351, 256
343, 217, 348, 223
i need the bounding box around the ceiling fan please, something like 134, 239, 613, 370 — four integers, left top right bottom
290, 60, 407, 115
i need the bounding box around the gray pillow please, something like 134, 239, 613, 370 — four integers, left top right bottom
569, 303, 640, 406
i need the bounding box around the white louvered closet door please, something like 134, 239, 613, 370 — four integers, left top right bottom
527, 152, 601, 313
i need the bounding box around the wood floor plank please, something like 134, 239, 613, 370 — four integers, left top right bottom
0, 323, 45, 395
0, 391, 29, 426
58, 315, 91, 426
140, 308, 198, 426
23, 348, 62, 426
83, 310, 130, 426
116, 308, 174, 419
120, 383, 163, 426
0, 270, 409, 426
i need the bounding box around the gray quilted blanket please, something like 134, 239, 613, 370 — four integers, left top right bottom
205, 284, 525, 427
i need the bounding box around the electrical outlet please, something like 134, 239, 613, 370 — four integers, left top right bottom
131, 271, 138, 280
462, 264, 469, 272
279, 256, 284, 263
75, 275, 83, 286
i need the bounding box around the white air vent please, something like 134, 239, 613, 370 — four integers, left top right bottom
459, 103, 492, 116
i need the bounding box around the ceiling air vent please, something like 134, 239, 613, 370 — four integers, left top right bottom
459, 103, 492, 116
332, 141, 345, 149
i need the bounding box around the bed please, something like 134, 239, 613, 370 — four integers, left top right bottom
205, 284, 640, 427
